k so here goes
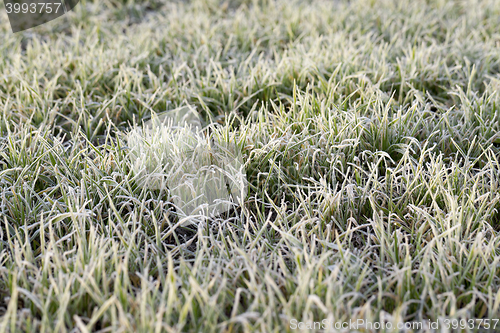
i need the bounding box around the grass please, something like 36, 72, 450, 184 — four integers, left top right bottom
1, 0, 500, 331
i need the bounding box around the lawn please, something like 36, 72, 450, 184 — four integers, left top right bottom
1, 0, 500, 332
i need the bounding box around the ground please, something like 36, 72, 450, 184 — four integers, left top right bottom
0, 0, 500, 332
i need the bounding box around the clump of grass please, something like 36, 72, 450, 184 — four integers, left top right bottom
1, 0, 500, 331
126, 107, 247, 222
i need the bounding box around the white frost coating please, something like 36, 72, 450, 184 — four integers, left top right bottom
127, 107, 247, 224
